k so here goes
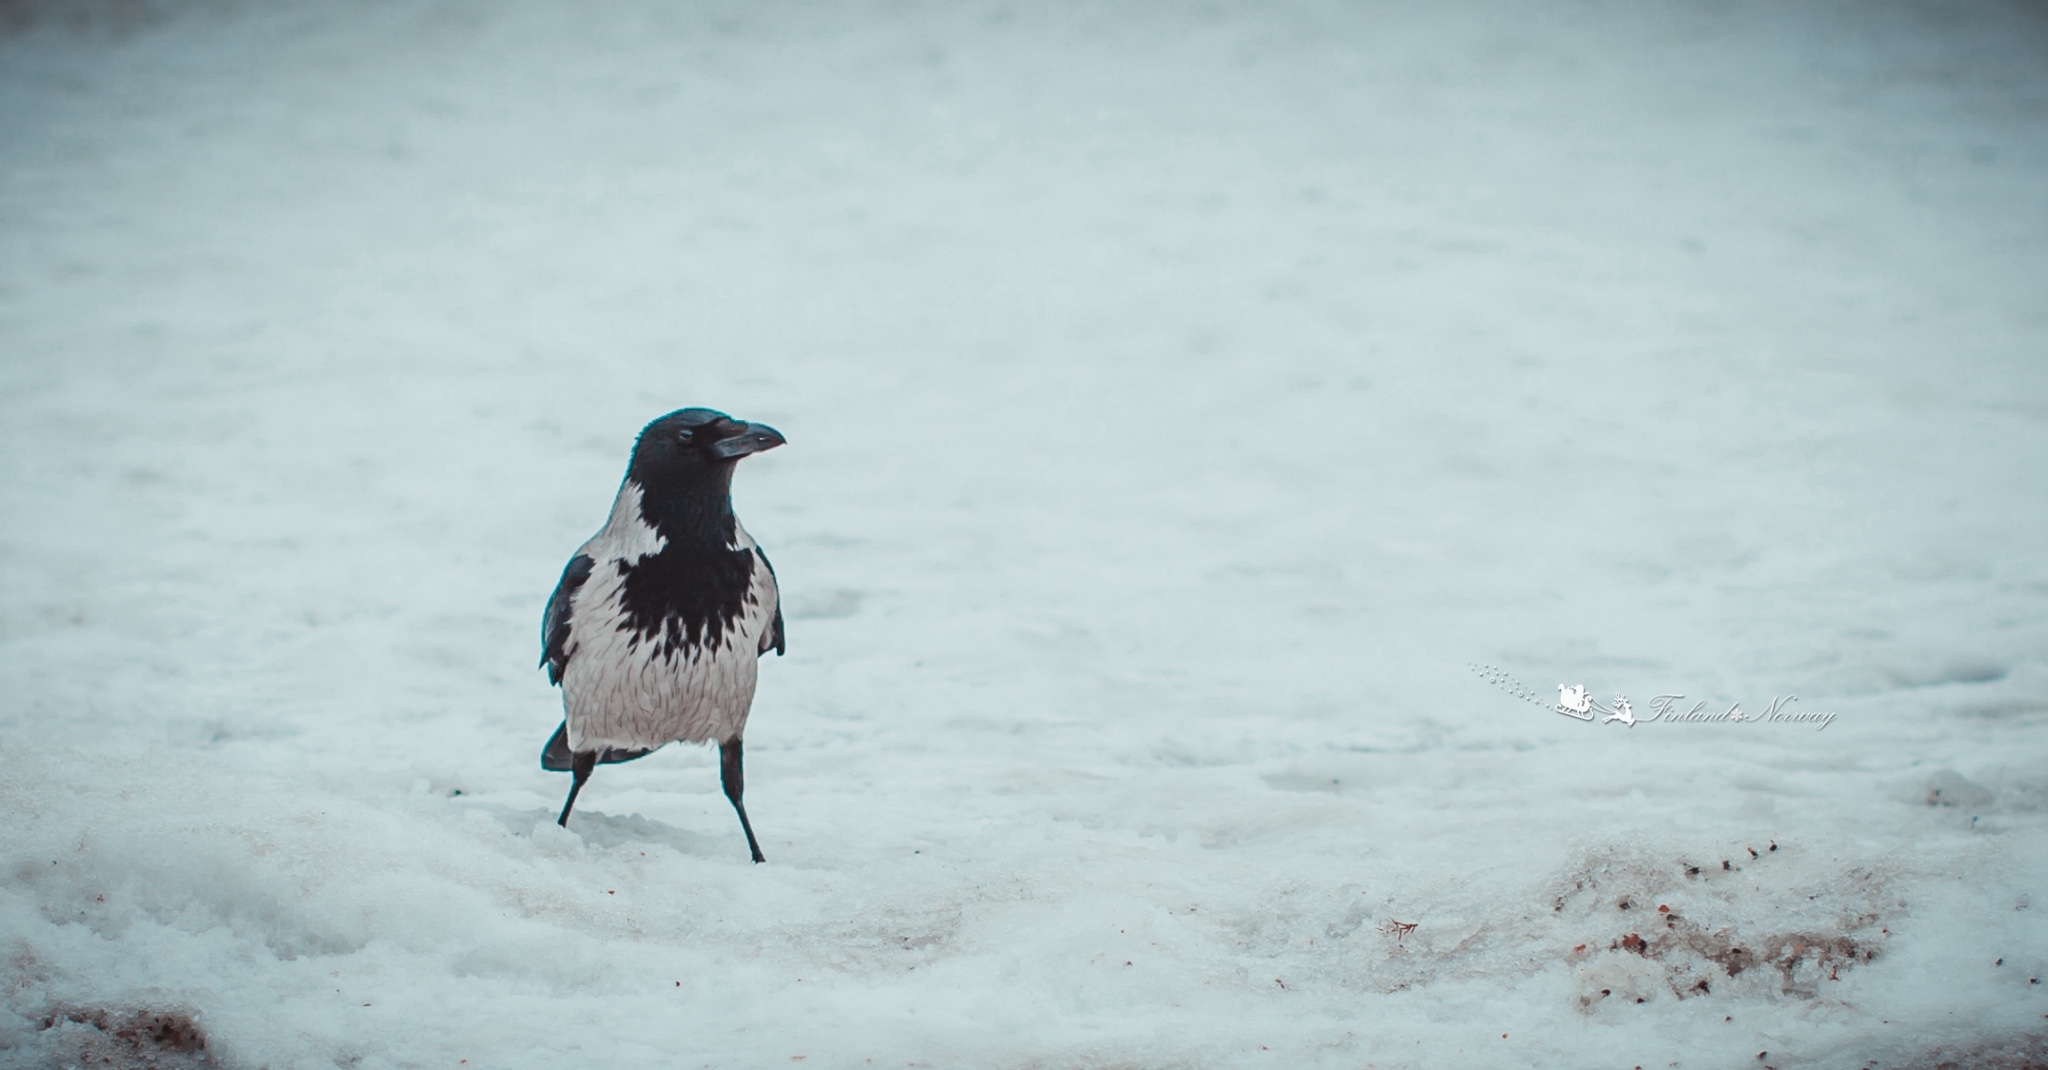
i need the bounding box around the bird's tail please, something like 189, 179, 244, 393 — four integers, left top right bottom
541, 722, 575, 771
540, 721, 657, 771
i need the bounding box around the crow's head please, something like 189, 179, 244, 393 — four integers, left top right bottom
630, 408, 785, 479
625, 408, 785, 538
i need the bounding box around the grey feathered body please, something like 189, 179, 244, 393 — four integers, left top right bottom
553, 480, 782, 754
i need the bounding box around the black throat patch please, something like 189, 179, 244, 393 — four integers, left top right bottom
614, 543, 757, 659
612, 474, 757, 660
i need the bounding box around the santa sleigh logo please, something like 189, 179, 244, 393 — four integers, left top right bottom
1470, 664, 1837, 731
1555, 684, 1635, 725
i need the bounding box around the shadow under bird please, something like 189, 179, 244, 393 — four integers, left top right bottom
539, 408, 786, 862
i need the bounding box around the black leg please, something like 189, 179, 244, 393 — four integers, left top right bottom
720, 738, 766, 863
557, 749, 596, 827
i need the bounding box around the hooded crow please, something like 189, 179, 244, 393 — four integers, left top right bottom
540, 408, 786, 862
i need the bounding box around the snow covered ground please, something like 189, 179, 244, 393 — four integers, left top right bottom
3, 1, 2046, 1066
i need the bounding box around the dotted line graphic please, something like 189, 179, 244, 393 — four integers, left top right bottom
1468, 663, 1557, 711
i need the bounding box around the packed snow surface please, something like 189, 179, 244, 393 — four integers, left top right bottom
3, 1, 2047, 1067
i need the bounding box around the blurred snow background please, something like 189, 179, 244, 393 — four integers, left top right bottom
2, 0, 2046, 1066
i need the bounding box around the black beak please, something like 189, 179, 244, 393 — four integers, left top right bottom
707, 421, 787, 460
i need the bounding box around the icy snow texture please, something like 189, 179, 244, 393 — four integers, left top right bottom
2, 1, 2046, 1067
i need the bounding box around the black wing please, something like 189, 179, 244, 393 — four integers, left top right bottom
541, 554, 595, 686
756, 547, 785, 657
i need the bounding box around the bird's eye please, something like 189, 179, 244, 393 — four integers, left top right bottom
676, 429, 695, 444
